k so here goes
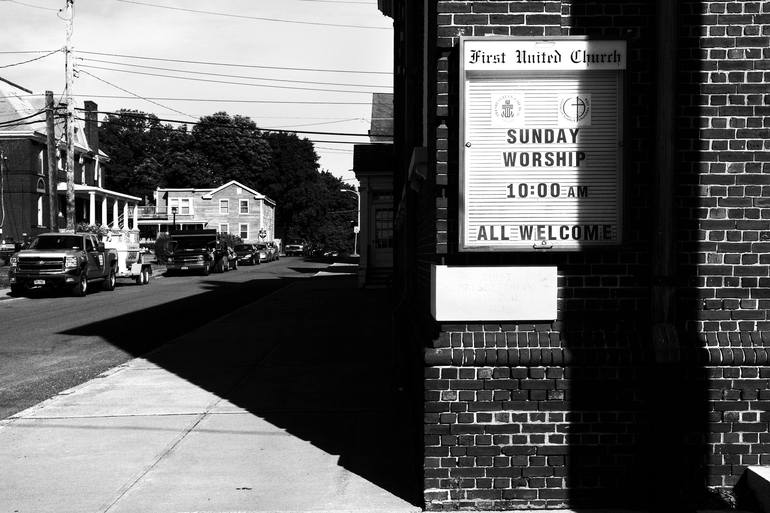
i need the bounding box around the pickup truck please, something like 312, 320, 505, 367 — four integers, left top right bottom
165, 229, 236, 275
8, 232, 118, 297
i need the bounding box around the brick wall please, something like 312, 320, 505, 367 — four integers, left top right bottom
401, 0, 770, 510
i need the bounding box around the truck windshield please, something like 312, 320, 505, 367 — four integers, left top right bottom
30, 235, 83, 250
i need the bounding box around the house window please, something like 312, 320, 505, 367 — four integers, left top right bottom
240, 199, 249, 214
239, 224, 248, 240
219, 224, 229, 234
374, 208, 393, 249
37, 195, 44, 226
219, 199, 229, 214
36, 178, 46, 193
38, 150, 44, 175
168, 198, 191, 215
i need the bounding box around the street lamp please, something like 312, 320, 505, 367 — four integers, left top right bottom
171, 206, 178, 232
340, 188, 360, 257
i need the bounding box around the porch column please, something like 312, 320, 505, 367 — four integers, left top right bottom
101, 197, 108, 226
123, 202, 129, 231
88, 191, 96, 226
112, 199, 119, 230
132, 203, 139, 231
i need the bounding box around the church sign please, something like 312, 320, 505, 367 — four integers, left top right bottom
459, 38, 627, 251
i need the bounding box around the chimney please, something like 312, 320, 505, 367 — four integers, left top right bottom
84, 100, 98, 154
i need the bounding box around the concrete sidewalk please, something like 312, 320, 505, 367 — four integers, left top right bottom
0, 271, 420, 513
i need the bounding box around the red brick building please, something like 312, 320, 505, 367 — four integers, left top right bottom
379, 1, 770, 510
0, 78, 141, 242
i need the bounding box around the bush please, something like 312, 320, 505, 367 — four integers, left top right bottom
216, 232, 242, 248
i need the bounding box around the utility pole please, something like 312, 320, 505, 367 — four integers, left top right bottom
64, 0, 75, 232
45, 91, 58, 231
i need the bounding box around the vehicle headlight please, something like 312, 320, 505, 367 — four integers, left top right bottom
196, 255, 204, 262
65, 256, 79, 268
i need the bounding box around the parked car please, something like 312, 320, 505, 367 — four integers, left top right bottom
8, 232, 118, 297
234, 244, 259, 265
284, 240, 306, 257
255, 242, 277, 263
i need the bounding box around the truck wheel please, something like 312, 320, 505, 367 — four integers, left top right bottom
10, 284, 24, 297
202, 265, 210, 276
73, 273, 88, 297
231, 259, 238, 271
141, 267, 151, 285
103, 269, 116, 291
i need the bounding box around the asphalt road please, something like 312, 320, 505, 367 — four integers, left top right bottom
0, 256, 327, 420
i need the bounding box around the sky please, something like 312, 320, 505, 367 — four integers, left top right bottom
0, 0, 394, 186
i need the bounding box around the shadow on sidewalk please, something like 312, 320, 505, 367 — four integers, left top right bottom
60, 271, 420, 506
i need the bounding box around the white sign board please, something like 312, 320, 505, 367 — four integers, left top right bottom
431, 265, 557, 321
460, 38, 626, 251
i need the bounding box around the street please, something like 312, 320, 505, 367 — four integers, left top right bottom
0, 256, 324, 420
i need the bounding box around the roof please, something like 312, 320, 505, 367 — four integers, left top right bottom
158, 180, 276, 206
56, 183, 142, 202
0, 76, 93, 154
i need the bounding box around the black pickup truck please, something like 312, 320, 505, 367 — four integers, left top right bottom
8, 232, 118, 297
164, 229, 237, 275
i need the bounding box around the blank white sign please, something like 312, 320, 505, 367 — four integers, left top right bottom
431, 265, 557, 321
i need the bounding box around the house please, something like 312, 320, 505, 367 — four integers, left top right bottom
0, 77, 141, 243
353, 93, 394, 287
138, 180, 275, 244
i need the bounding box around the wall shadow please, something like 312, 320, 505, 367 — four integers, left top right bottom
562, 1, 708, 510
59, 273, 419, 505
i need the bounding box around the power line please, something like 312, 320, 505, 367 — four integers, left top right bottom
77, 50, 391, 75
77, 64, 383, 95
74, 116, 380, 145
0, 48, 61, 68
4, 0, 59, 10
0, 109, 48, 127
114, 0, 391, 30
270, 117, 365, 129
78, 57, 392, 89
0, 50, 59, 54
18, 93, 375, 105
78, 68, 196, 119
75, 110, 389, 138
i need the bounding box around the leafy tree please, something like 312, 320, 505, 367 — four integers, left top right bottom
99, 110, 166, 201
191, 112, 271, 190
260, 132, 322, 240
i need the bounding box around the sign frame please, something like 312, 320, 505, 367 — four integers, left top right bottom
458, 36, 627, 252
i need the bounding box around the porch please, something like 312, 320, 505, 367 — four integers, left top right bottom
57, 183, 142, 232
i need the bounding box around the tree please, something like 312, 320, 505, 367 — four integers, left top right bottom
191, 112, 271, 190
99, 110, 195, 200
99, 110, 165, 201
260, 132, 322, 240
